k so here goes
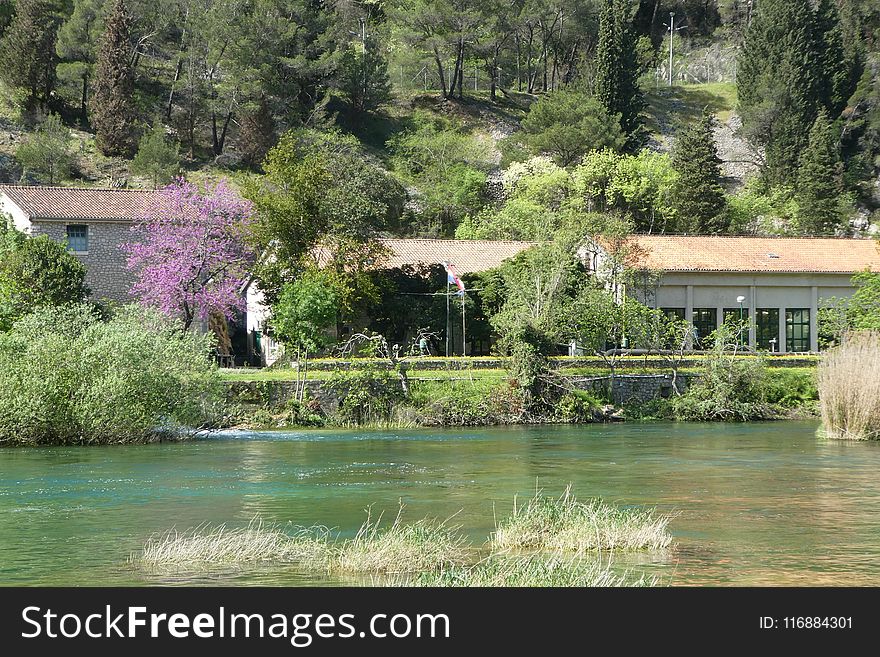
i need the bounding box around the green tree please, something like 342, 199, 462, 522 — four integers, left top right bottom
670, 112, 728, 234
337, 38, 392, 112
56, 0, 105, 124
0, 0, 61, 110
736, 0, 849, 185
271, 268, 341, 400
519, 91, 625, 167
0, 227, 91, 330
389, 111, 493, 235
797, 109, 843, 235
15, 113, 73, 184
850, 271, 880, 330
131, 121, 180, 188
593, 0, 645, 150
90, 0, 137, 157
814, 0, 856, 116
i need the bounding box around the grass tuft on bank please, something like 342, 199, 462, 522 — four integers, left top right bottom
414, 556, 659, 587
334, 507, 469, 574
133, 519, 332, 571
491, 486, 674, 553
818, 331, 880, 440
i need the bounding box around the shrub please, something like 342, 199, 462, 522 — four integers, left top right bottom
0, 304, 222, 445
325, 370, 404, 425
818, 331, 880, 440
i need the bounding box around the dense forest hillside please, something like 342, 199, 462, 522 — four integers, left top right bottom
1, 0, 879, 238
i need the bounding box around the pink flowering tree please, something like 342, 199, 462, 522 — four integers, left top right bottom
124, 179, 256, 332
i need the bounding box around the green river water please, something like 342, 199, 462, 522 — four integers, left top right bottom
2, 420, 879, 586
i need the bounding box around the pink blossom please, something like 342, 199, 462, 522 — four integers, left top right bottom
124, 179, 256, 331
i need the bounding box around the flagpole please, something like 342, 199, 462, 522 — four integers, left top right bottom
445, 271, 450, 357
461, 291, 466, 356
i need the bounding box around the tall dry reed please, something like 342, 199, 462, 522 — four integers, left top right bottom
818, 331, 880, 440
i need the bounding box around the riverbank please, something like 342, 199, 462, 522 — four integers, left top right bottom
223, 359, 819, 430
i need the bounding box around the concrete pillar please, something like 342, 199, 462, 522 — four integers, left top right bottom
716, 306, 725, 333
748, 285, 757, 350
685, 285, 694, 350
810, 286, 819, 352
778, 307, 787, 354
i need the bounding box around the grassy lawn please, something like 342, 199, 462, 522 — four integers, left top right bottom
645, 81, 738, 139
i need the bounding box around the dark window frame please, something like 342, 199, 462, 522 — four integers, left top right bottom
692, 308, 717, 349
755, 308, 780, 352
786, 308, 811, 353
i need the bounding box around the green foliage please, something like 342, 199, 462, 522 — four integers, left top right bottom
725, 179, 800, 235
15, 113, 73, 184
247, 128, 403, 304
90, 0, 137, 157
593, 0, 646, 150
672, 323, 776, 422
456, 157, 574, 240
325, 370, 404, 425
131, 121, 180, 188
0, 0, 60, 109
0, 304, 223, 445
0, 227, 90, 330
671, 112, 728, 233
389, 111, 492, 235
796, 109, 843, 235
271, 269, 340, 353
337, 40, 392, 112
55, 0, 104, 122
737, 0, 857, 186
518, 91, 625, 167
571, 149, 679, 233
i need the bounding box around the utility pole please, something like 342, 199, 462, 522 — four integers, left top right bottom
461, 292, 466, 356
360, 17, 367, 103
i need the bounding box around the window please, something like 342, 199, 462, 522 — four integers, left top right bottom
66, 224, 88, 252
786, 308, 811, 353
660, 308, 685, 322
691, 308, 717, 349
755, 309, 779, 352
723, 307, 749, 346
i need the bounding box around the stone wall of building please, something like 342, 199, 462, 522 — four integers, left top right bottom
30, 220, 136, 303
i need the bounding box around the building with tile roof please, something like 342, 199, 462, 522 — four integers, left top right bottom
609, 235, 880, 353
0, 185, 154, 302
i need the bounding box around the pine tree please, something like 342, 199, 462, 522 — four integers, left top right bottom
238, 96, 276, 169
593, 0, 645, 150
0, 0, 61, 110
814, 0, 856, 116
671, 112, 728, 234
131, 121, 180, 189
90, 0, 136, 157
737, 0, 821, 185
797, 110, 843, 236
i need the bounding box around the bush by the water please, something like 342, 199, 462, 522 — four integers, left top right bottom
0, 304, 223, 445
491, 487, 673, 553
818, 331, 880, 440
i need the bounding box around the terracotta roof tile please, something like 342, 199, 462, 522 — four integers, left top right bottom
378, 238, 535, 273
628, 235, 880, 274
0, 185, 154, 221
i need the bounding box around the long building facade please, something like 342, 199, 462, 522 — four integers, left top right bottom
615, 236, 880, 353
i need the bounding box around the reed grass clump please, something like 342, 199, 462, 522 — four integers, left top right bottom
491, 486, 673, 553
414, 556, 658, 587
133, 519, 331, 571
333, 508, 469, 574
818, 331, 880, 441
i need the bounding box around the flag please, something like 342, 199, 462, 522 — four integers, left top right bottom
443, 261, 465, 293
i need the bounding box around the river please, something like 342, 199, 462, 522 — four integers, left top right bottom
2, 420, 879, 586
